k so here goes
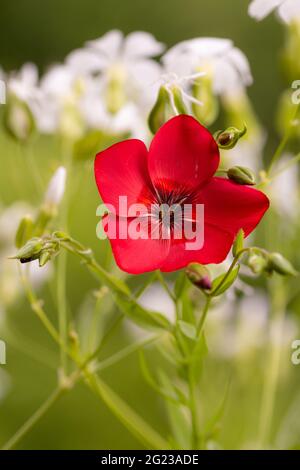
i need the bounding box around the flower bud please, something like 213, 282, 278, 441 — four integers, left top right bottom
171, 86, 188, 115
38, 250, 52, 267
248, 253, 268, 275
192, 74, 219, 126
11, 237, 44, 263
15, 214, 34, 248
227, 166, 256, 185
52, 231, 70, 240
215, 124, 247, 150
267, 253, 298, 276
186, 263, 212, 290
4, 95, 35, 143
232, 229, 244, 257
148, 85, 171, 134
44, 166, 67, 207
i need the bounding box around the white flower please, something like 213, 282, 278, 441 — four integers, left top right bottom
7, 63, 38, 103
8, 63, 86, 136
268, 153, 300, 219
249, 0, 300, 23
44, 166, 67, 207
66, 30, 165, 108
162, 37, 253, 96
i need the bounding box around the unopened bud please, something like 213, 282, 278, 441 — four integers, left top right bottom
248, 253, 268, 275
232, 229, 244, 257
268, 253, 298, 276
4, 95, 35, 143
215, 124, 247, 150
38, 250, 52, 267
11, 237, 43, 263
186, 263, 212, 290
44, 166, 67, 207
192, 74, 219, 126
15, 214, 34, 248
148, 85, 171, 134
227, 166, 256, 185
52, 231, 70, 240
171, 86, 188, 115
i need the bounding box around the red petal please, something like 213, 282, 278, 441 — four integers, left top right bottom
148, 115, 219, 192
160, 223, 234, 272
94, 139, 155, 216
103, 214, 170, 274
200, 177, 269, 237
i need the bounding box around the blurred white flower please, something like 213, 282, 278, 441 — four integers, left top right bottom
208, 291, 298, 363
268, 153, 300, 219
162, 37, 253, 96
8, 63, 38, 103
249, 0, 300, 23
44, 166, 67, 207
67, 30, 165, 109
8, 63, 86, 137
79, 76, 150, 139
207, 292, 269, 359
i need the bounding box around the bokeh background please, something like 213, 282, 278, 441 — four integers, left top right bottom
1, 0, 299, 450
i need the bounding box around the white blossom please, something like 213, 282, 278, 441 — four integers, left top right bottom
44, 166, 67, 207
249, 0, 300, 23
66, 30, 165, 108
269, 153, 300, 219
162, 37, 253, 96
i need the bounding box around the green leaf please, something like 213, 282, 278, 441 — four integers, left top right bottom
161, 375, 190, 449
204, 380, 230, 438
116, 296, 171, 332
232, 229, 244, 257
139, 352, 180, 405
190, 332, 208, 384
211, 265, 240, 297
178, 320, 197, 340
87, 374, 170, 449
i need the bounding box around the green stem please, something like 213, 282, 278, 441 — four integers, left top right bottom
2, 387, 64, 450
93, 335, 160, 373
188, 368, 200, 449
196, 296, 212, 337
84, 372, 170, 450
209, 249, 247, 297
258, 278, 287, 449
21, 267, 169, 450
56, 138, 73, 372
266, 103, 300, 177
156, 271, 176, 302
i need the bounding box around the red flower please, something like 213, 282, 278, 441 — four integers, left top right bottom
94, 115, 269, 274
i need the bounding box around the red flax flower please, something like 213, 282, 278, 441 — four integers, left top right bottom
94, 115, 269, 274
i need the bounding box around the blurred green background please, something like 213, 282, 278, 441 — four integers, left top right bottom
1, 0, 299, 451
